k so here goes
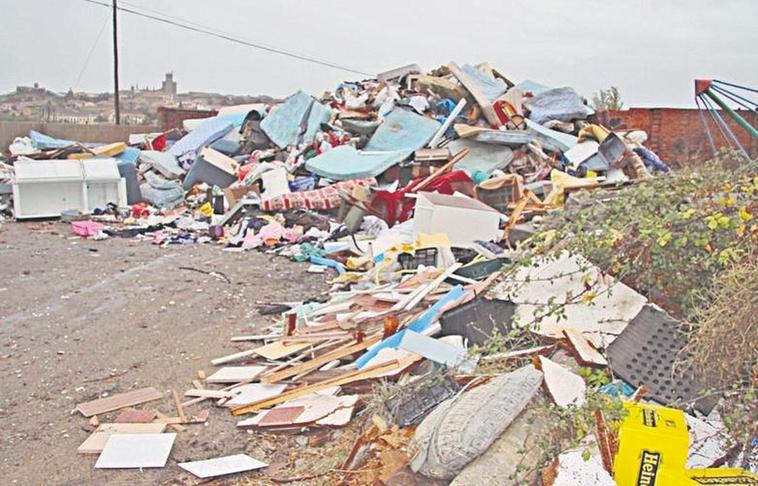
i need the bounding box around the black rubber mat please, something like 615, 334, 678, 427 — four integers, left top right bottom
607, 304, 718, 414
439, 296, 515, 346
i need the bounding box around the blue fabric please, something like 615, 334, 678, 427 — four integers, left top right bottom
309, 256, 346, 274
305, 145, 411, 180
29, 130, 74, 150
260, 91, 331, 148
634, 147, 670, 172
365, 109, 440, 152
115, 147, 141, 164
355, 285, 467, 369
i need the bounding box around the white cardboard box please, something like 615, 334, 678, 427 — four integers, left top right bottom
412, 191, 501, 246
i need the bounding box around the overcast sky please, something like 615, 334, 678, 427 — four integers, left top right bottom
1, 0, 756, 107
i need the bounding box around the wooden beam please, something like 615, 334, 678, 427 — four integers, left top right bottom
261, 336, 381, 384
231, 360, 401, 416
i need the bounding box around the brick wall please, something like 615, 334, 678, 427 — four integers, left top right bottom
597, 108, 758, 166
157, 106, 217, 131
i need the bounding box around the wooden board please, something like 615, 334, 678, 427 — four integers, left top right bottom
231, 360, 401, 416
253, 341, 313, 361
77, 423, 167, 454
537, 356, 586, 409
261, 336, 380, 384
185, 389, 233, 399
76, 387, 163, 417
95, 433, 176, 469
206, 366, 267, 384
563, 328, 608, 366
114, 409, 157, 423
178, 454, 268, 479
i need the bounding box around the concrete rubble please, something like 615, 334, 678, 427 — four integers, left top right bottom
0, 61, 754, 485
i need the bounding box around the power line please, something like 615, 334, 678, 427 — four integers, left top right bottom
73, 11, 110, 90
78, 0, 372, 77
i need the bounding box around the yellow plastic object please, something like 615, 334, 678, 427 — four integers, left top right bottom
614, 402, 758, 485
614, 402, 690, 486
577, 123, 611, 143
68, 142, 127, 159
197, 202, 213, 217
415, 232, 451, 249
686, 468, 758, 485
543, 169, 598, 207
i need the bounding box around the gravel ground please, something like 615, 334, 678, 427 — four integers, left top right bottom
0, 221, 334, 485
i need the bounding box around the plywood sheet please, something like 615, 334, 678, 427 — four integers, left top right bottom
253, 341, 312, 361
78, 423, 167, 454
114, 409, 157, 423
95, 433, 176, 469
538, 356, 586, 409
178, 453, 268, 479
207, 366, 267, 384
224, 384, 287, 408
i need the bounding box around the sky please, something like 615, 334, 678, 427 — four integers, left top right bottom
1, 0, 756, 107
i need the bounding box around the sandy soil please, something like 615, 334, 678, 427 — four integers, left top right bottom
0, 221, 335, 485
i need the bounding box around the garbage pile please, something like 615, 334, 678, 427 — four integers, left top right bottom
4, 62, 754, 485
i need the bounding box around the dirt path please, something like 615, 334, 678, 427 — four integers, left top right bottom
0, 222, 329, 485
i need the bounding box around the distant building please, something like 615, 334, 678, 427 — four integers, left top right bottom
161, 73, 177, 97
16, 82, 45, 94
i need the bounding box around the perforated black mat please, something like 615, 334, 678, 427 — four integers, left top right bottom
607, 304, 718, 414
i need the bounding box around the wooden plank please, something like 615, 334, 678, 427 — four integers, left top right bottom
184, 389, 233, 399
154, 410, 186, 431
261, 336, 381, 384
563, 328, 608, 366
206, 366, 266, 384
210, 349, 256, 366
447, 61, 501, 127
253, 340, 313, 361
402, 263, 462, 311
172, 389, 187, 423
231, 360, 401, 416
76, 387, 163, 417
77, 423, 166, 454
114, 409, 157, 423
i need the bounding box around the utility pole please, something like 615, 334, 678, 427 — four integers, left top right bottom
112, 0, 120, 125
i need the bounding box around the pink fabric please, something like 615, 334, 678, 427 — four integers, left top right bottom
71, 221, 104, 237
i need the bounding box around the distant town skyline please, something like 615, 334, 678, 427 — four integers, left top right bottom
1, 0, 756, 108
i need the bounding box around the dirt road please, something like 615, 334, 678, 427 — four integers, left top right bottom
0, 222, 329, 485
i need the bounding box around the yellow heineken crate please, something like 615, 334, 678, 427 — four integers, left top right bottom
614, 402, 690, 486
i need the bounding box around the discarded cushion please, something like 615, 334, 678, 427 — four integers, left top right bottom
305, 145, 411, 181
523, 86, 593, 124
260, 91, 331, 148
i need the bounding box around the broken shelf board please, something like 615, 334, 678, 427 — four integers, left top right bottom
398, 330, 466, 367
114, 409, 157, 423
224, 383, 288, 408
76, 387, 163, 417
178, 453, 268, 479
232, 360, 401, 415
95, 433, 176, 469
206, 366, 267, 384
563, 328, 608, 366
77, 423, 167, 454
185, 389, 233, 399
538, 356, 586, 408
253, 341, 314, 361
260, 336, 380, 384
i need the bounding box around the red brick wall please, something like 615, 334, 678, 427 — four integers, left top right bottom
157, 106, 218, 132
597, 108, 758, 166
